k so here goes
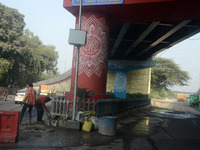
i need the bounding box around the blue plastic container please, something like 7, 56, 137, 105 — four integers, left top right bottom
99, 116, 117, 136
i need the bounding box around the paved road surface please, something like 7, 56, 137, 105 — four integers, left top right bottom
0, 98, 200, 150
0, 95, 21, 111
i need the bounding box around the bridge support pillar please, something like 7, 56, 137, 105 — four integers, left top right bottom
70, 12, 109, 96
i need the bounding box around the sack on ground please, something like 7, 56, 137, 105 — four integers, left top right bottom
90, 116, 99, 129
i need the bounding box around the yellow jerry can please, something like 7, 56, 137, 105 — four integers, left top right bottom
82, 120, 93, 132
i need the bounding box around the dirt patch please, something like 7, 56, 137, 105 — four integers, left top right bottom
19, 123, 55, 133
151, 99, 172, 108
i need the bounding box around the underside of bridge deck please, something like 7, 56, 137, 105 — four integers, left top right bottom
64, 0, 200, 60
109, 20, 200, 60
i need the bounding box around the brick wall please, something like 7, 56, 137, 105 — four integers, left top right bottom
106, 70, 115, 93
127, 68, 151, 94
106, 68, 151, 95
47, 80, 71, 93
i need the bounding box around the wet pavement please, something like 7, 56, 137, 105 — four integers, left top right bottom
1, 100, 200, 150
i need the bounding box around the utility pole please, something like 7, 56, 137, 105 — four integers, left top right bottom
72, 0, 83, 121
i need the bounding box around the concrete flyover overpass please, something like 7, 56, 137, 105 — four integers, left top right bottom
59, 0, 200, 99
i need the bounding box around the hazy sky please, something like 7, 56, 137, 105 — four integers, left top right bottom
1, 0, 200, 93
157, 34, 200, 93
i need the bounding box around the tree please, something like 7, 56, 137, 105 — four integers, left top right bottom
20, 29, 59, 84
39, 71, 60, 81
151, 57, 190, 90
0, 3, 59, 87
0, 58, 10, 79
0, 3, 25, 86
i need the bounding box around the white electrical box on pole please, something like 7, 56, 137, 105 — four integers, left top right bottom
68, 0, 87, 121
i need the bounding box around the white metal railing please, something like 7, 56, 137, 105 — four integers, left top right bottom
51, 96, 70, 118
50, 96, 97, 119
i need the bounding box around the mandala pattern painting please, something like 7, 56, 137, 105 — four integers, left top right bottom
78, 15, 109, 77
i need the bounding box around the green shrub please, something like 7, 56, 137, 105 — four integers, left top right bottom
126, 93, 149, 99
106, 92, 116, 98
150, 89, 176, 99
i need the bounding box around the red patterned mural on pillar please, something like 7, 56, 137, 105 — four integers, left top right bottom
70, 12, 109, 95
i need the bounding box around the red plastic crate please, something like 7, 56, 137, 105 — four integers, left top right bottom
0, 111, 19, 143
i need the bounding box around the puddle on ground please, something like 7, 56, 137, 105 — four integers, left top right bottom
151, 108, 197, 119
77, 117, 164, 147
151, 108, 173, 113
129, 117, 163, 136
119, 117, 163, 137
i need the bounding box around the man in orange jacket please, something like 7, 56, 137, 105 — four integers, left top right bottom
20, 83, 36, 124
35, 96, 51, 123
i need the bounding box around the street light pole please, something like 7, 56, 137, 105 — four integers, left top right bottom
72, 0, 83, 121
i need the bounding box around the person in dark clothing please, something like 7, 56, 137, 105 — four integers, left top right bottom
35, 96, 51, 123
3, 88, 8, 101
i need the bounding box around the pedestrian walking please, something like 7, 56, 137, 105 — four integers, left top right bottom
35, 96, 51, 123
3, 88, 8, 101
19, 83, 36, 124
